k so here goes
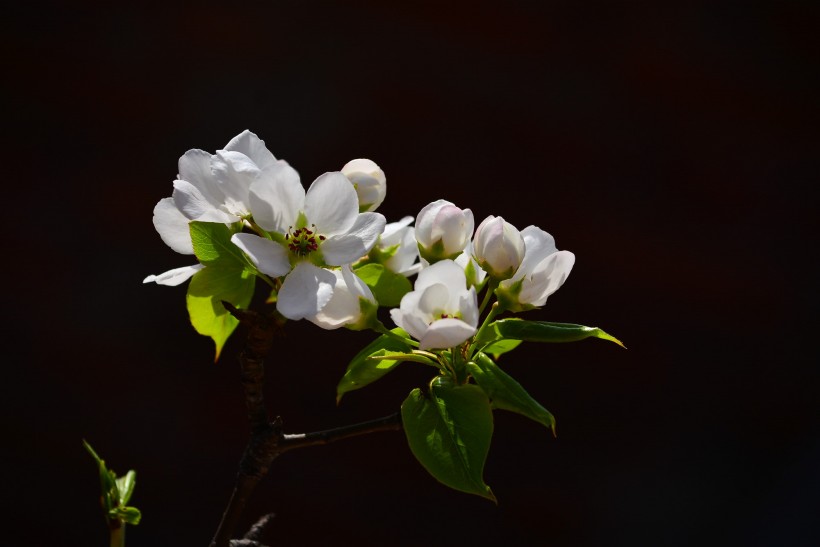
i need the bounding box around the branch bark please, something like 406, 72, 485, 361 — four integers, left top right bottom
209, 303, 402, 547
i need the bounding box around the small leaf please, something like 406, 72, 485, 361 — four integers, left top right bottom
189, 222, 247, 266
482, 338, 523, 359
114, 506, 142, 526
353, 263, 412, 307
336, 328, 413, 402
186, 264, 255, 361
115, 470, 137, 506
468, 353, 556, 435
401, 378, 496, 502
481, 318, 625, 348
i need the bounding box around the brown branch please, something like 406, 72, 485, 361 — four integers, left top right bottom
210, 303, 402, 547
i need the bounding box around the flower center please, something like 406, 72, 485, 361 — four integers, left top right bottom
285, 225, 326, 257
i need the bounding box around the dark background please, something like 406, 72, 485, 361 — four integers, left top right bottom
4, 1, 818, 546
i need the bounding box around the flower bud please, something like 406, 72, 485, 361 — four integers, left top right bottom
342, 158, 386, 212
415, 199, 474, 263
473, 215, 526, 280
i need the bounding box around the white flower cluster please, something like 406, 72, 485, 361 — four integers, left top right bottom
146, 130, 574, 349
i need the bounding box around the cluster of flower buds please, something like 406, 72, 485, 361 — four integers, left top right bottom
146, 130, 574, 350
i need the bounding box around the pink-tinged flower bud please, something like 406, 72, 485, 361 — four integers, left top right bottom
473, 215, 526, 281
415, 199, 474, 263
342, 158, 386, 212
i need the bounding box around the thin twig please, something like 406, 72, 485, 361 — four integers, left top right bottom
209, 303, 403, 547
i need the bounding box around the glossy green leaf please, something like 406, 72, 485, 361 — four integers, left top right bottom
482, 338, 523, 359
336, 328, 413, 402
401, 378, 496, 502
480, 318, 625, 348
186, 264, 255, 361
353, 263, 412, 307
469, 353, 556, 435
189, 221, 247, 266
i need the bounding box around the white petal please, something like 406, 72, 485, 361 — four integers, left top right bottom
249, 161, 304, 233
143, 264, 204, 286
415, 200, 450, 246
152, 198, 193, 255
231, 233, 291, 278
381, 216, 414, 243
304, 172, 359, 235
321, 212, 386, 266
419, 318, 476, 350
173, 179, 238, 223
223, 130, 278, 171
277, 262, 336, 320
520, 250, 575, 307
414, 259, 467, 293
177, 149, 224, 206
211, 150, 258, 212
513, 225, 558, 282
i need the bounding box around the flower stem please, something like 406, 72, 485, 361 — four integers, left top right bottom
478, 279, 499, 316
109, 523, 125, 547
469, 301, 502, 359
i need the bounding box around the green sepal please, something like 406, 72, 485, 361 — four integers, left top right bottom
186, 265, 255, 361
468, 353, 556, 436
336, 328, 413, 403
401, 378, 496, 502
477, 318, 625, 348
353, 263, 411, 307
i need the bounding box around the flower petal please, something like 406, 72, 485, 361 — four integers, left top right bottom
321, 212, 386, 266
143, 264, 204, 286
249, 161, 304, 233
223, 130, 278, 171
152, 198, 194, 255
519, 250, 575, 307
177, 148, 224, 206
172, 179, 238, 223
277, 262, 336, 320
419, 318, 477, 350
304, 172, 359, 235
231, 233, 291, 278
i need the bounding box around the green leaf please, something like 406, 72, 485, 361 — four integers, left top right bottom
189, 221, 247, 266
401, 378, 496, 502
481, 318, 625, 348
186, 264, 255, 361
353, 263, 411, 307
336, 328, 413, 403
482, 338, 523, 359
468, 353, 556, 435
113, 506, 142, 526
115, 470, 137, 506
367, 349, 440, 368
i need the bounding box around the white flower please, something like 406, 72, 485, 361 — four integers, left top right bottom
390, 260, 479, 350
232, 171, 386, 321
415, 199, 474, 262
171, 130, 288, 224
378, 216, 421, 276
342, 158, 386, 212
307, 265, 376, 330
497, 226, 575, 311
473, 215, 526, 280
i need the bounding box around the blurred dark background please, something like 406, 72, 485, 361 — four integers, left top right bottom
4, 1, 818, 546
